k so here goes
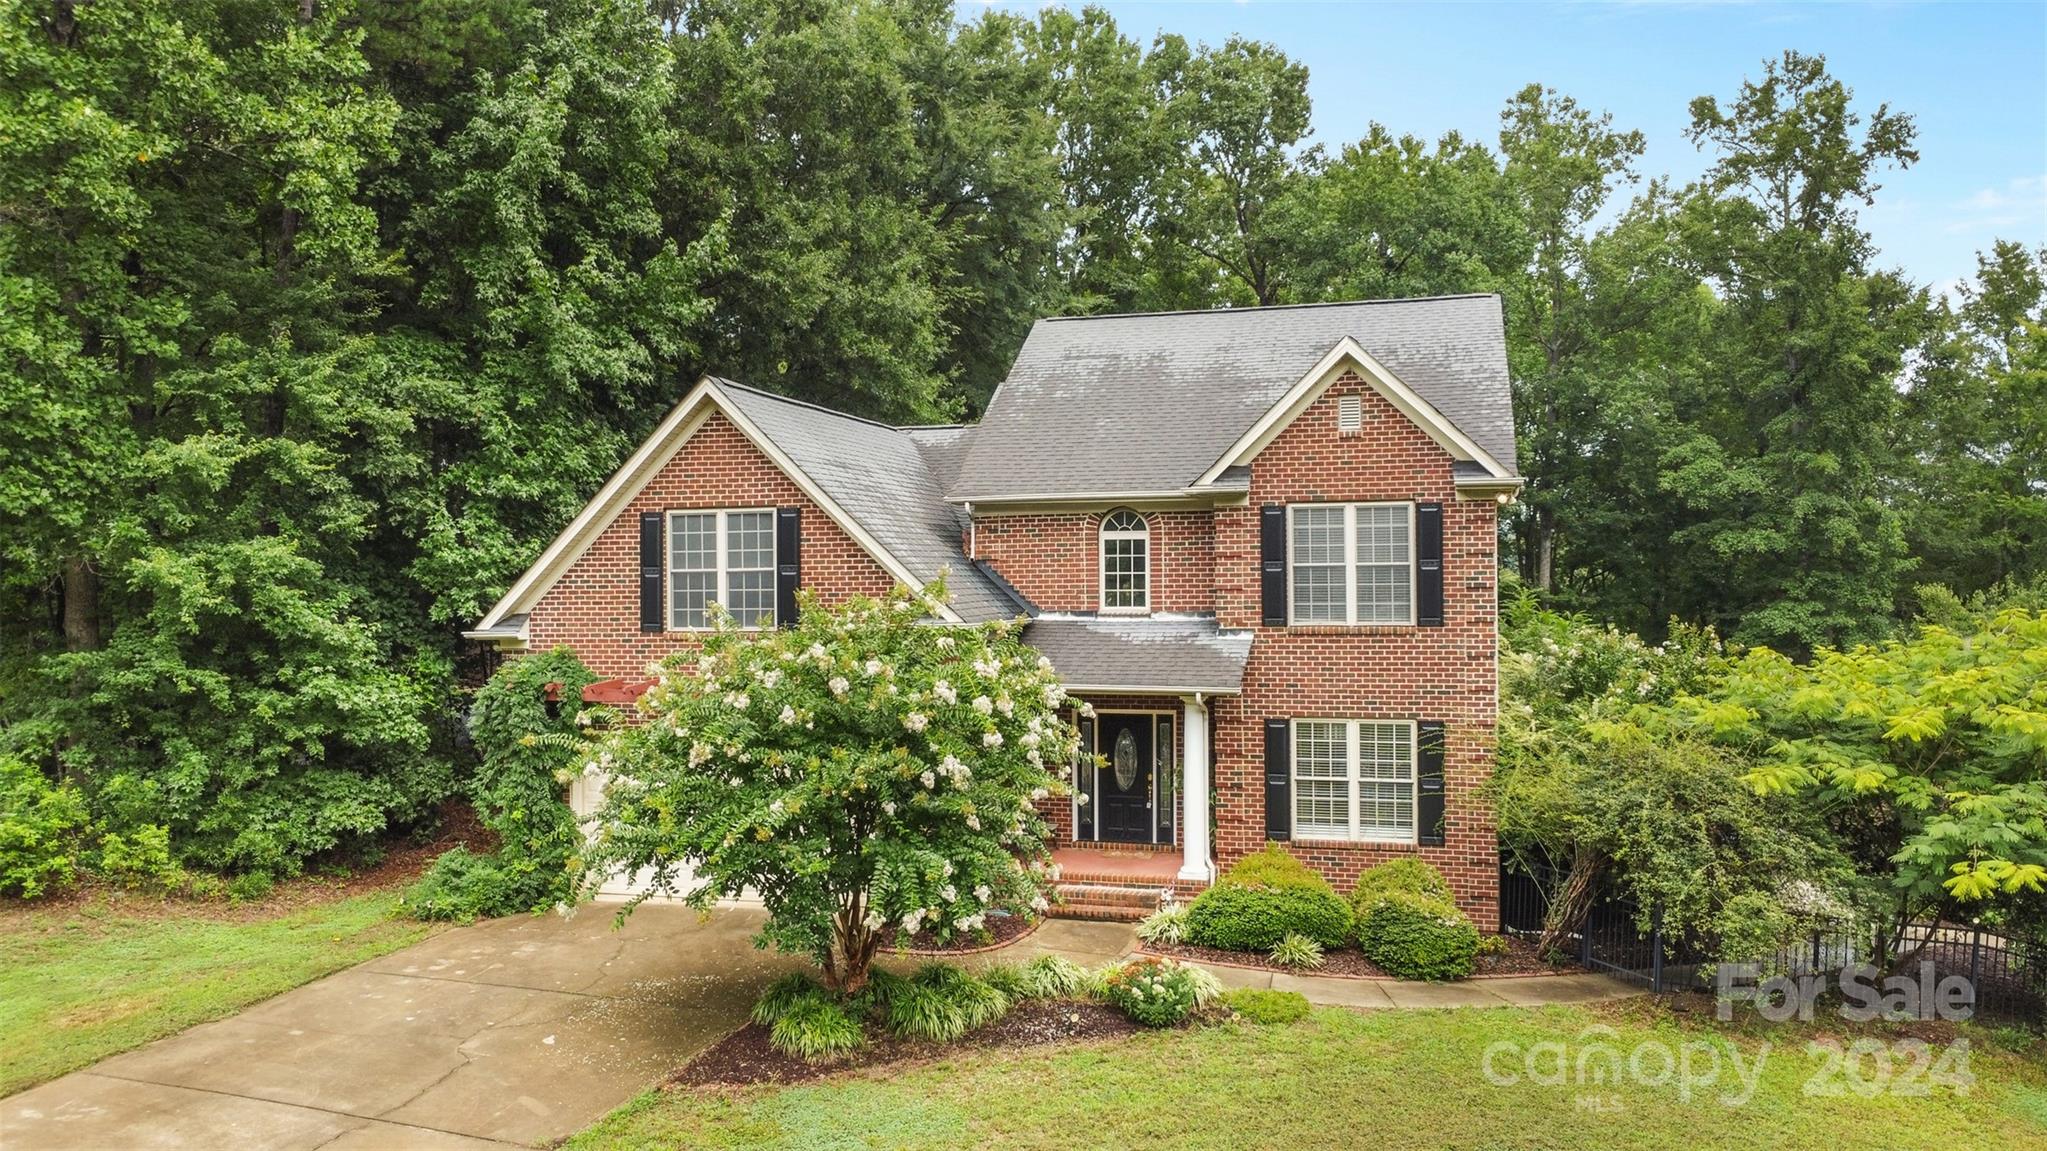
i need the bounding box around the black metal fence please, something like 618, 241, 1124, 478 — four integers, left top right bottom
1499, 861, 2047, 1029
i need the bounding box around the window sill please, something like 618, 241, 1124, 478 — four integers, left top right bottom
1097, 607, 1152, 618
1275, 623, 1422, 634
1290, 834, 1420, 849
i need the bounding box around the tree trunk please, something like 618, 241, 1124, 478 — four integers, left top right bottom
818, 898, 879, 995
60, 555, 100, 653
1537, 847, 1603, 958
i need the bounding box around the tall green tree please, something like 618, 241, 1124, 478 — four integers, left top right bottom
1896, 242, 2047, 601
1659, 51, 1931, 652
0, 0, 450, 874
1144, 33, 1311, 307
1496, 84, 1644, 593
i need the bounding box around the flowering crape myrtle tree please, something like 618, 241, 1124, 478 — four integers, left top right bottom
583, 583, 1084, 994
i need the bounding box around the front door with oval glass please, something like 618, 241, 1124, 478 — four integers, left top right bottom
1096, 713, 1156, 843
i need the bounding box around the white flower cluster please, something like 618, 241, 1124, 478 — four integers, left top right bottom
933, 680, 957, 704
936, 754, 971, 786
903, 711, 929, 733
828, 675, 850, 697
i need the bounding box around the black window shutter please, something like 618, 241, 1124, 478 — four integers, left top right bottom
1260, 505, 1288, 626
1416, 501, 1444, 627
1264, 718, 1292, 842
639, 512, 664, 632
775, 506, 801, 627
1417, 720, 1447, 846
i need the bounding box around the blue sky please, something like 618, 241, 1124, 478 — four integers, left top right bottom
990, 1, 2047, 295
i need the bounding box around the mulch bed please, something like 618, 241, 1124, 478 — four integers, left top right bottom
669, 998, 1143, 1089
1144, 933, 1566, 980
893, 911, 1041, 955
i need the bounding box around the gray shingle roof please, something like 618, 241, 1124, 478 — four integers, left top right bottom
949, 295, 1516, 501
715, 381, 1024, 623
1021, 616, 1252, 694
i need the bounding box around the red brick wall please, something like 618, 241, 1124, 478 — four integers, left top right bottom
526, 411, 897, 679
1208, 372, 1501, 926
972, 510, 1214, 614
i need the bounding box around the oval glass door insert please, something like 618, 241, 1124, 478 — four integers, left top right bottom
1113, 728, 1139, 790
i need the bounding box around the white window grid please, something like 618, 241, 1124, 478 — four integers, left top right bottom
1287, 502, 1415, 626
1099, 508, 1150, 613
668, 508, 776, 629
1292, 719, 1417, 843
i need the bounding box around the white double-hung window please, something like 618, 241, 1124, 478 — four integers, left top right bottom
1288, 502, 1414, 625
668, 509, 776, 629
1292, 719, 1417, 842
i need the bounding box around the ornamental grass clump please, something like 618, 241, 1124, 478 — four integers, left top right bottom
1268, 931, 1326, 970
1017, 954, 1089, 999
1135, 902, 1189, 946
1101, 957, 1203, 1027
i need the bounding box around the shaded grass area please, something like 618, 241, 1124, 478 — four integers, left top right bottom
568, 1000, 2047, 1151
0, 890, 441, 1096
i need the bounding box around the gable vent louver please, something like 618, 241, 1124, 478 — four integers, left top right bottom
1337, 394, 1363, 435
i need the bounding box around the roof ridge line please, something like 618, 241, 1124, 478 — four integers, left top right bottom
711, 377, 918, 435
1040, 293, 1499, 323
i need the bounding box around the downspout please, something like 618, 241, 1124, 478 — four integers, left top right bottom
965, 501, 976, 560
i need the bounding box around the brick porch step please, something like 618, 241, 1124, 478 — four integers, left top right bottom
1052, 880, 1172, 922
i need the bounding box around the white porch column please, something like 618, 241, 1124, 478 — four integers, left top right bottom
1178, 694, 1214, 883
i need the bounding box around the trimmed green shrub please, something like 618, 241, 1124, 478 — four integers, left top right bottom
1268, 932, 1326, 970
1136, 902, 1190, 946
1350, 858, 1453, 917
1355, 891, 1480, 981
1101, 957, 1201, 1027
1222, 988, 1311, 1025
1184, 846, 1351, 951
0, 758, 89, 898
768, 993, 865, 1059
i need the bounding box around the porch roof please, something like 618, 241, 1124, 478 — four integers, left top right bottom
1022, 615, 1251, 696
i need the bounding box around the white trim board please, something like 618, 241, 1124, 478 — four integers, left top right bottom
473, 376, 963, 631
1195, 337, 1515, 486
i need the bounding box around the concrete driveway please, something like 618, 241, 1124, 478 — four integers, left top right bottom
2, 906, 797, 1150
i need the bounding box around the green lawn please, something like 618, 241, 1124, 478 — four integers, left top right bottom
568, 1001, 2047, 1151
0, 889, 441, 1096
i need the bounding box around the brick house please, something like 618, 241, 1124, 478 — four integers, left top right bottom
467, 296, 1522, 921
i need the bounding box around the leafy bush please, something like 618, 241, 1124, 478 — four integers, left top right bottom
1136, 902, 1190, 946
1355, 891, 1480, 981
1268, 932, 1325, 970
0, 758, 90, 898
407, 649, 597, 921
1184, 846, 1351, 951
227, 871, 276, 902
1350, 859, 1452, 917
1222, 988, 1310, 1025
1100, 957, 1201, 1027
1475, 934, 1511, 959
95, 824, 178, 890
768, 993, 865, 1060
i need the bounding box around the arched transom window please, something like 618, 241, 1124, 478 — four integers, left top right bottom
1100, 508, 1150, 613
